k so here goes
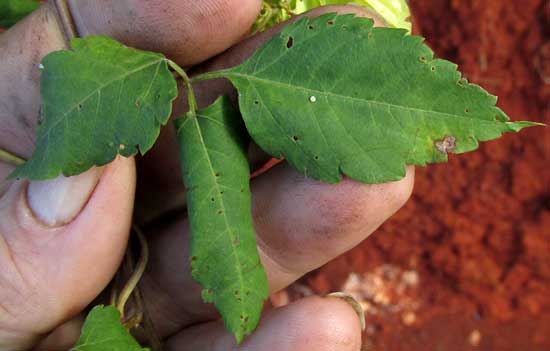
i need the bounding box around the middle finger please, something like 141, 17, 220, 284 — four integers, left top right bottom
136, 162, 413, 338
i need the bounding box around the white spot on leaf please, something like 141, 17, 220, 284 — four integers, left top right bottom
309, 96, 317, 103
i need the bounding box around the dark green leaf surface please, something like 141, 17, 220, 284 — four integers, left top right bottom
11, 35, 178, 180
71, 306, 149, 351
0, 0, 41, 28
175, 97, 269, 343
223, 14, 538, 184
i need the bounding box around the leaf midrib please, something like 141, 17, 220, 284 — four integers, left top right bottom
181, 113, 248, 314
226, 72, 502, 124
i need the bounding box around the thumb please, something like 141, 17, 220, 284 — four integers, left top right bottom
0, 4, 136, 350
68, 0, 262, 66
0, 158, 135, 349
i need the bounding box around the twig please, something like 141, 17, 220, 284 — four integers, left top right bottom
116, 225, 150, 316
0, 149, 25, 166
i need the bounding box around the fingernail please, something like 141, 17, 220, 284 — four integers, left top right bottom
327, 292, 366, 331
27, 167, 102, 227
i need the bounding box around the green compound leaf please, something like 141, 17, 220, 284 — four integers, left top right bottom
0, 0, 41, 28
71, 306, 149, 351
11, 35, 178, 180
175, 97, 269, 343
220, 14, 539, 184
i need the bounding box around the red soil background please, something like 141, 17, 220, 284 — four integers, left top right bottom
286, 1, 550, 350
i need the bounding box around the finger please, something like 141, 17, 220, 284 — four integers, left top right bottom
33, 315, 85, 351
130, 5, 409, 338
0, 157, 135, 349
68, 0, 263, 66
0, 3, 70, 158
164, 296, 362, 351
0, 0, 262, 159
135, 5, 387, 223
252, 165, 415, 290
189, 4, 387, 86
134, 165, 413, 338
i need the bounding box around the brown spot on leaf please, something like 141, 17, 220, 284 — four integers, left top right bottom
435, 136, 457, 154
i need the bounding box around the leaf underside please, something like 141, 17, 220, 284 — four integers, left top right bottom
224, 13, 538, 184
71, 306, 149, 351
11, 35, 178, 180
175, 97, 269, 343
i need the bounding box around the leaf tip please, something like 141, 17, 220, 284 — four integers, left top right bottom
234, 328, 246, 345
506, 121, 546, 132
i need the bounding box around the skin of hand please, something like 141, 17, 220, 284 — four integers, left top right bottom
0, 1, 414, 350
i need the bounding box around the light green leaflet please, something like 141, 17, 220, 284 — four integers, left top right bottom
175, 97, 269, 343
11, 35, 178, 180
214, 14, 537, 183
255, 0, 411, 32
71, 306, 149, 351
291, 0, 411, 31
362, 0, 411, 31
0, 0, 41, 28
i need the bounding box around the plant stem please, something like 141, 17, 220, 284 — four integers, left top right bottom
109, 285, 119, 306
168, 60, 198, 114
116, 225, 150, 317
0, 149, 25, 166
191, 69, 232, 83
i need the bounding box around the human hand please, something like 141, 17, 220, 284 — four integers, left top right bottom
0, 1, 414, 350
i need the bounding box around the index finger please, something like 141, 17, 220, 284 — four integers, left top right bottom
68, 0, 263, 66
0, 0, 261, 167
